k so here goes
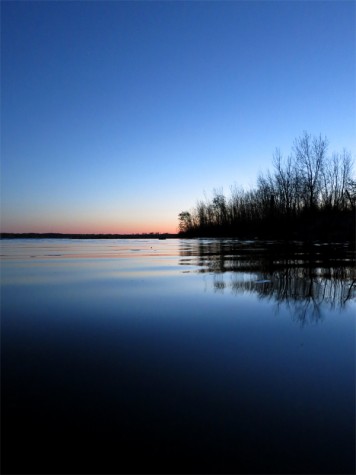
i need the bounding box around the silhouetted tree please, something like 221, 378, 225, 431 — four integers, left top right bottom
178, 211, 192, 233
178, 133, 355, 240
294, 131, 328, 210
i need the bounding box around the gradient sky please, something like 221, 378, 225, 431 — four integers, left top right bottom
1, 1, 355, 234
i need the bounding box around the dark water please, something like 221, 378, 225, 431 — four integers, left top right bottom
1, 239, 355, 474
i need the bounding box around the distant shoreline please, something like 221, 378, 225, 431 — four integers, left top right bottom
0, 233, 179, 239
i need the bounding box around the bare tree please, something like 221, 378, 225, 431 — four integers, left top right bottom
195, 200, 207, 229
212, 188, 227, 226
272, 149, 300, 216
293, 132, 328, 210
178, 211, 192, 233
320, 149, 353, 210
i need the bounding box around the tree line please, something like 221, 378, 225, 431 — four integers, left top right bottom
178, 132, 356, 241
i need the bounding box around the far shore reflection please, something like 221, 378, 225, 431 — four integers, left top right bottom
180, 239, 356, 323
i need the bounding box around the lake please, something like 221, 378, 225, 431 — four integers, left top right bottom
1, 238, 355, 474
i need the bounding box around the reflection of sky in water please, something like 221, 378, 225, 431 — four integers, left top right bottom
0, 238, 181, 260
1, 239, 355, 474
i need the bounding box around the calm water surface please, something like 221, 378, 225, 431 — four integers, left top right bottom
1, 239, 355, 474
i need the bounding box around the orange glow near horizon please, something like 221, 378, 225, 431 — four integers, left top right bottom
1, 220, 179, 235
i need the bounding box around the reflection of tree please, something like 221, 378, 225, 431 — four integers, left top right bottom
180, 239, 356, 324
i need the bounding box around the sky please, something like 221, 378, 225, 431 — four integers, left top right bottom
1, 0, 355, 234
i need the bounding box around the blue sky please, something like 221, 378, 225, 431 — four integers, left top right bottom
1, 0, 355, 233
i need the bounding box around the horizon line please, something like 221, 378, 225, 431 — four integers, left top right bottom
0, 232, 180, 238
